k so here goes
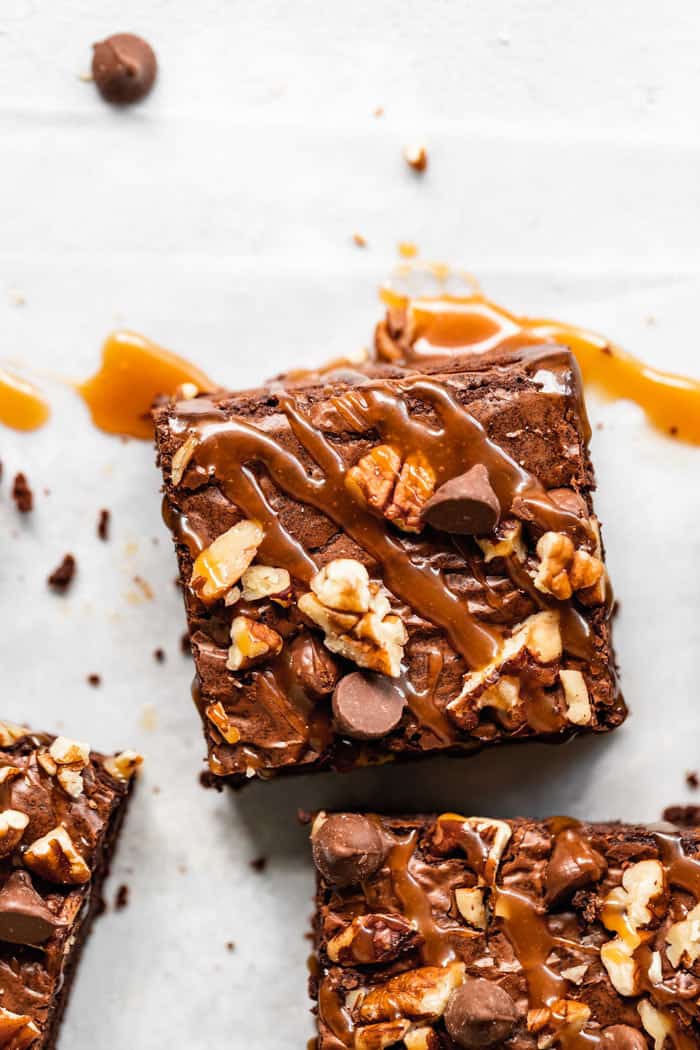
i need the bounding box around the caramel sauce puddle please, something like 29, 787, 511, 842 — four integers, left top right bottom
381, 286, 700, 445
77, 330, 213, 439
0, 368, 50, 431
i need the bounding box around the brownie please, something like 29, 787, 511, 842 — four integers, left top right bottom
153, 340, 624, 786
0, 721, 141, 1048
309, 811, 700, 1048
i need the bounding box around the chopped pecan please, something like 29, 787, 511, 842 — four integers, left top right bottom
23, 826, 91, 885
190, 519, 263, 603
346, 447, 435, 533
226, 615, 283, 671
326, 913, 422, 966
358, 961, 465, 1024
0, 1007, 41, 1049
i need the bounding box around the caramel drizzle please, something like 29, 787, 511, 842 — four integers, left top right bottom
388, 831, 457, 967
381, 289, 700, 446
0, 367, 50, 432
191, 370, 588, 670
399, 651, 455, 745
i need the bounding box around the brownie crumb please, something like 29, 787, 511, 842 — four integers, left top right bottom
404, 144, 428, 172
180, 631, 191, 656
48, 554, 76, 592
249, 856, 267, 874
86, 673, 101, 687
153, 647, 166, 663
114, 884, 129, 911
12, 472, 33, 513
225, 941, 236, 952
663, 805, 700, 829
97, 508, 111, 540
687, 771, 699, 790
352, 233, 367, 248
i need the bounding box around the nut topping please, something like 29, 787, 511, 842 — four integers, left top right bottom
240, 565, 291, 602
665, 901, 700, 969
600, 859, 667, 996
345, 447, 436, 533
205, 701, 241, 745
190, 519, 263, 603
358, 961, 465, 1024
0, 723, 26, 748
0, 811, 29, 858
354, 1019, 412, 1050
326, 913, 422, 965
454, 886, 487, 930
170, 430, 199, 486
23, 825, 91, 885
103, 750, 143, 782
226, 615, 283, 671
534, 531, 605, 604
0, 1007, 40, 1049
559, 670, 592, 726
311, 558, 371, 614
637, 1000, 674, 1050
526, 999, 591, 1049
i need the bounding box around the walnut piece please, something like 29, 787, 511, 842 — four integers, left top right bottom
190, 519, 263, 603
526, 999, 591, 1049
600, 859, 667, 996
637, 1000, 674, 1050
559, 669, 592, 726
454, 886, 487, 929
345, 446, 436, 533
103, 750, 143, 782
170, 430, 199, 486
23, 825, 91, 885
240, 565, 291, 602
226, 615, 283, 671
476, 521, 526, 563
665, 901, 700, 969
326, 913, 421, 965
0, 1007, 41, 1049
354, 1019, 412, 1050
534, 531, 605, 604
0, 722, 26, 748
435, 814, 512, 887
299, 560, 406, 677
0, 810, 29, 857
47, 736, 90, 798
358, 961, 465, 1024
205, 701, 241, 745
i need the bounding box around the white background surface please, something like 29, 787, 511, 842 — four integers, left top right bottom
1, 1, 700, 1046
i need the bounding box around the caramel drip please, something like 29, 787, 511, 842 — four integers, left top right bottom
655, 828, 700, 900
388, 832, 456, 967
318, 980, 354, 1048
78, 331, 213, 439
0, 368, 50, 431
161, 496, 206, 555
381, 289, 700, 446
399, 651, 455, 745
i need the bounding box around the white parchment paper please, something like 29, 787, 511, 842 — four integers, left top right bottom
1, 1, 700, 1046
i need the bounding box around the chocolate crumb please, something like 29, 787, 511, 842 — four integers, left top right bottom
114, 884, 129, 910
226, 941, 236, 952
97, 508, 111, 540
670, 425, 679, 436
663, 805, 700, 829
48, 554, 76, 593
12, 473, 33, 513
601, 346, 613, 357
249, 856, 267, 874
86, 673, 101, 688
403, 144, 428, 172
687, 771, 699, 789
180, 631, 191, 656
153, 648, 166, 663
352, 233, 367, 247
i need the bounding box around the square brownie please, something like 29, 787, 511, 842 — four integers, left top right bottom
309, 810, 700, 1048
0, 721, 140, 1048
154, 341, 624, 786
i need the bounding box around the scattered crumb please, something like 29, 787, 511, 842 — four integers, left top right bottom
48, 554, 76, 593
124, 540, 139, 558
139, 704, 157, 731
153, 647, 166, 663
663, 805, 700, 829
601, 345, 613, 357
687, 771, 699, 790
669, 425, 679, 437
352, 233, 367, 248
86, 673, 101, 688
226, 941, 236, 952
174, 576, 183, 590
249, 856, 268, 874
398, 241, 418, 259
181, 631, 192, 656
12, 473, 33, 513
95, 897, 107, 918
78, 71, 94, 83
97, 508, 110, 540
8, 289, 25, 306
133, 575, 154, 600
177, 864, 188, 875
595, 422, 604, 431
373, 106, 384, 118
114, 884, 129, 911
152, 785, 161, 795
403, 144, 428, 172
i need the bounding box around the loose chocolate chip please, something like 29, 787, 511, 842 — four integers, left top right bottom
289, 632, 341, 698
92, 33, 157, 105
0, 871, 64, 946
545, 828, 607, 906
311, 813, 387, 887
421, 464, 500, 535
444, 979, 517, 1048
332, 672, 405, 741
11, 472, 33, 513
599, 1025, 648, 1050
48, 553, 76, 593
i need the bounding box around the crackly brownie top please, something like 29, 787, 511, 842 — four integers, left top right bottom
154, 342, 623, 780
0, 721, 141, 1047
310, 812, 700, 1049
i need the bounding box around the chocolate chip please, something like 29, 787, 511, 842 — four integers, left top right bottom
599, 1025, 648, 1050
289, 632, 341, 698
444, 979, 517, 1048
332, 672, 406, 741
421, 464, 500, 535
545, 828, 607, 906
547, 487, 588, 517
92, 33, 157, 105
48, 553, 76, 593
0, 871, 64, 946
11, 472, 33, 513
311, 813, 387, 887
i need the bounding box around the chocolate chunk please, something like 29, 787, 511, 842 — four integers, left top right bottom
687, 770, 699, 789
91, 33, 157, 105
545, 827, 607, 906
421, 464, 500, 535
47, 553, 76, 593
0, 871, 64, 946
289, 632, 341, 698
663, 805, 700, 829
153, 648, 166, 663
11, 472, 33, 513
444, 979, 517, 1047
312, 813, 387, 887
86, 673, 101, 687
547, 487, 588, 517
599, 1025, 648, 1050
114, 884, 129, 911
332, 672, 405, 741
